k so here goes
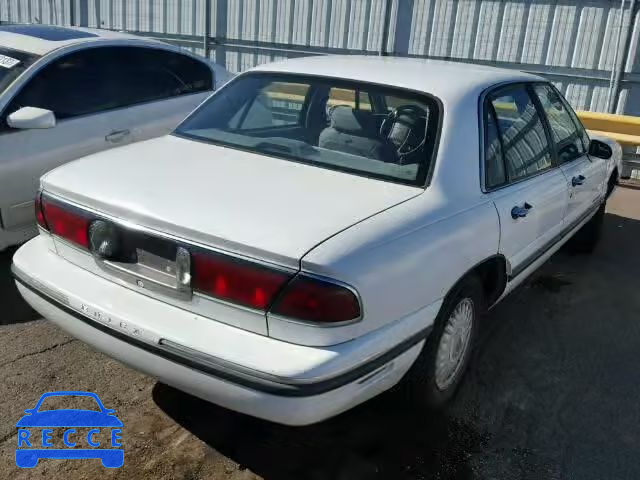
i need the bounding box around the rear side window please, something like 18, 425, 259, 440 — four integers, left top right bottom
532, 84, 586, 164
485, 85, 553, 186
484, 105, 506, 188
4, 46, 212, 121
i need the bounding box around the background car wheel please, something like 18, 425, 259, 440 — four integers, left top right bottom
403, 275, 483, 409
567, 203, 605, 254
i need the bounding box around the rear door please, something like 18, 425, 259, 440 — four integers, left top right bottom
532, 83, 606, 226
104, 47, 214, 144
483, 84, 568, 279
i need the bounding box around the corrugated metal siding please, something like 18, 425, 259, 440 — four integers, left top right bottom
0, 0, 638, 115
0, 0, 70, 25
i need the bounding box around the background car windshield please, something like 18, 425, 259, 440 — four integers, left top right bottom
0, 47, 39, 95
175, 73, 440, 186
37, 395, 101, 412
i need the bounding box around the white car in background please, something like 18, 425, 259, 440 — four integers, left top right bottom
13, 56, 615, 425
0, 24, 232, 251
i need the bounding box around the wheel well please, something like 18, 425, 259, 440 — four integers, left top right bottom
611, 167, 619, 183
469, 256, 507, 308
607, 167, 619, 198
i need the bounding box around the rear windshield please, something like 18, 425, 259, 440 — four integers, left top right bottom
175, 73, 440, 186
0, 47, 39, 95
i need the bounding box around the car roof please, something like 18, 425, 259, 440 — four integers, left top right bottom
250, 55, 544, 104
0, 24, 161, 56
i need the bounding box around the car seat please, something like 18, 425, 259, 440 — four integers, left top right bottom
318, 105, 395, 161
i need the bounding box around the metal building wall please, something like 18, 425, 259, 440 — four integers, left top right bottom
1, 0, 639, 115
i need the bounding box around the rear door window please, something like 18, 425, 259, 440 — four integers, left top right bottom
487, 85, 553, 184
112, 47, 213, 106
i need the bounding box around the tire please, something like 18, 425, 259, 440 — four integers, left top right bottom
606, 173, 617, 199
567, 202, 605, 254
402, 275, 483, 408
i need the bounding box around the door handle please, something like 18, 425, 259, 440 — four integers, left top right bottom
572, 175, 586, 187
105, 129, 131, 143
511, 202, 533, 220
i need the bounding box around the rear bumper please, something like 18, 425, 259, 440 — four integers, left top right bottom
13, 237, 431, 425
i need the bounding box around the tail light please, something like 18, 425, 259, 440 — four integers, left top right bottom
192, 251, 361, 323
270, 275, 361, 323
38, 195, 90, 249
192, 251, 292, 310
36, 192, 361, 324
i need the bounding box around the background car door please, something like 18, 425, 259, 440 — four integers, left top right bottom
484, 84, 568, 280
0, 46, 214, 235
532, 84, 607, 227
101, 47, 215, 144
0, 50, 116, 233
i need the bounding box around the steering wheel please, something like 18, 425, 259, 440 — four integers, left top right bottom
379, 104, 428, 159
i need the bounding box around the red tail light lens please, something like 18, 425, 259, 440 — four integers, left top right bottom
34, 192, 47, 230
41, 198, 90, 248
270, 275, 361, 323
192, 251, 292, 310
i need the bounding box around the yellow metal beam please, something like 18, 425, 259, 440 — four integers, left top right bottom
576, 110, 640, 137
586, 129, 640, 147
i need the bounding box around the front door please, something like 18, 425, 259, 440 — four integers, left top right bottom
483, 84, 568, 280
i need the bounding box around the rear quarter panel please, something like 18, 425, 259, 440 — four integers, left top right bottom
295, 190, 500, 344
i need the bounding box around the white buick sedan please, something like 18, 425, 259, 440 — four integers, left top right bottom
13, 56, 615, 425
0, 24, 231, 251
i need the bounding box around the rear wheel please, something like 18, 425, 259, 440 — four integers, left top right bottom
403, 275, 483, 408
567, 202, 605, 254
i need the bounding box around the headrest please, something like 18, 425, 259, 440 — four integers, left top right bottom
388, 113, 425, 147
329, 105, 374, 135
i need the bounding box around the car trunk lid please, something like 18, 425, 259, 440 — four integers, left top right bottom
42, 135, 421, 268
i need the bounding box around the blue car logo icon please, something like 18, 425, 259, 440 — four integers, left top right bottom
16, 391, 123, 468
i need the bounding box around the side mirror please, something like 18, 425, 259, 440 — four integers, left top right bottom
23, 409, 34, 414
588, 138, 613, 160
7, 107, 56, 130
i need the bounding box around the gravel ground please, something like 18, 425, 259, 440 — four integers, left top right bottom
1, 187, 639, 480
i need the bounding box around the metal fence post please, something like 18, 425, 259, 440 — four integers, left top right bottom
379, 0, 392, 55
75, 0, 88, 27
215, 0, 227, 67
609, 0, 638, 113
392, 0, 413, 56
203, 0, 211, 58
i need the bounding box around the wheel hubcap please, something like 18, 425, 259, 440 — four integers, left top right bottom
434, 298, 474, 391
